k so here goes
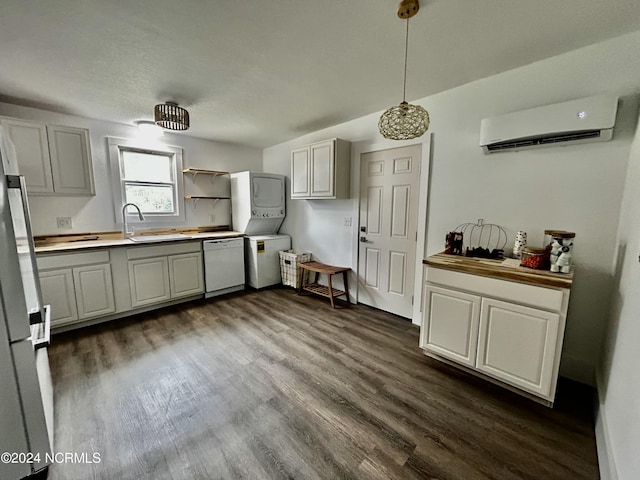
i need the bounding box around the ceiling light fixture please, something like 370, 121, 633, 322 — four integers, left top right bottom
378, 0, 430, 140
154, 102, 190, 131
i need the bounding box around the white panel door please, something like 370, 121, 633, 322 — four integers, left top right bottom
310, 140, 334, 197
47, 125, 95, 195
73, 264, 115, 319
291, 147, 310, 197
1, 118, 54, 194
128, 257, 171, 307
39, 269, 78, 326
477, 298, 560, 397
420, 285, 481, 367
358, 145, 421, 318
168, 252, 204, 298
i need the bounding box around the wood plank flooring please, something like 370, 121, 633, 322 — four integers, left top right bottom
47, 288, 599, 480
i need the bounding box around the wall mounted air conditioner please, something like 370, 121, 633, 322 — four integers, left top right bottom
479, 95, 619, 154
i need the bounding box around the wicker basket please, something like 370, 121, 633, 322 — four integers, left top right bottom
279, 250, 312, 288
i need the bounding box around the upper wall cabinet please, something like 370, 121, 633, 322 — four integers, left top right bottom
291, 138, 350, 199
1, 117, 95, 196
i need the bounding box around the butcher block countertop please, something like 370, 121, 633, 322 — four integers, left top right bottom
35, 228, 245, 254
423, 252, 573, 289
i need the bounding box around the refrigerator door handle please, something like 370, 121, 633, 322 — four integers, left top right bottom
7, 175, 45, 325
31, 305, 51, 349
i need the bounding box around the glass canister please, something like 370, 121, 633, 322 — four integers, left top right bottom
520, 247, 547, 269
546, 231, 575, 273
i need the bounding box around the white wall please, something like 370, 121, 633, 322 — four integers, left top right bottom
264, 29, 640, 384
596, 109, 640, 479
0, 102, 263, 235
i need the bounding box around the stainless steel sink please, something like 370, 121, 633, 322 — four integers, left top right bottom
129, 233, 191, 243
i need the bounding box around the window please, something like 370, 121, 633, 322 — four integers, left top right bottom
108, 138, 184, 226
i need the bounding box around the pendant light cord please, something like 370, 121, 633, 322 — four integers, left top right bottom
402, 18, 409, 103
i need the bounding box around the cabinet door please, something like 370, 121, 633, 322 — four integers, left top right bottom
168, 252, 204, 298
128, 257, 171, 307
39, 269, 78, 326
477, 298, 560, 397
291, 147, 310, 197
420, 284, 480, 367
47, 125, 95, 195
310, 140, 335, 197
73, 264, 115, 319
1, 118, 54, 194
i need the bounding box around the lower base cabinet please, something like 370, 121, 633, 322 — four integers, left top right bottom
39, 269, 78, 326
38, 251, 115, 328
128, 257, 171, 307
421, 265, 570, 405
476, 298, 560, 397
127, 243, 204, 308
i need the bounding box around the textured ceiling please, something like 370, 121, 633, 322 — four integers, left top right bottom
0, 0, 638, 148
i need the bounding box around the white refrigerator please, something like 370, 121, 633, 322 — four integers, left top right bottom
0, 126, 53, 479
245, 234, 291, 289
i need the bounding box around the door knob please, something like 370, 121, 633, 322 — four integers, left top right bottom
360, 236, 369, 243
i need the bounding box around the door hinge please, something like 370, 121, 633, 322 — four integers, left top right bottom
411, 295, 414, 306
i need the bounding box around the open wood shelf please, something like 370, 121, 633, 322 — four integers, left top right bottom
301, 283, 346, 299
182, 168, 229, 175
184, 195, 230, 200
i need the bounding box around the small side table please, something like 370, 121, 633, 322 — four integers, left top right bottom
297, 261, 350, 308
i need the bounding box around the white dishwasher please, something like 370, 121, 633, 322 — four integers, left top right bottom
203, 238, 245, 298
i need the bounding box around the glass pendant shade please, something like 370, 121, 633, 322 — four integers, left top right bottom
379, 101, 429, 140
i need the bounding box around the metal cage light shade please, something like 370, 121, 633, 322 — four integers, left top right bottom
154, 102, 190, 131
379, 0, 430, 140
379, 101, 429, 140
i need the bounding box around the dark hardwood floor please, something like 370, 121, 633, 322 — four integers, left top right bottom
47, 288, 599, 480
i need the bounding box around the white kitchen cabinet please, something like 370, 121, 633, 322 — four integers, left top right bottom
420, 254, 572, 406
47, 125, 95, 195
290, 138, 350, 199
127, 241, 203, 308
128, 257, 171, 308
0, 117, 94, 195
37, 250, 115, 327
421, 285, 480, 368
0, 118, 53, 194
72, 264, 116, 319
168, 252, 204, 298
39, 269, 78, 326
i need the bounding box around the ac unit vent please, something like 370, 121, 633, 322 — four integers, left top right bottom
479, 95, 618, 154
486, 130, 602, 152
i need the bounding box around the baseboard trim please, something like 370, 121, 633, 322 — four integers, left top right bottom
595, 371, 618, 480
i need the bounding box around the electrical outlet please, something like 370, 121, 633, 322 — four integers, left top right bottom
56, 217, 72, 229
343, 216, 352, 226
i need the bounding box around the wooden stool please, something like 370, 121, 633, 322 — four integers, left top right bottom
297, 261, 350, 308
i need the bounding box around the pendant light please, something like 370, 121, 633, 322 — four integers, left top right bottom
378, 0, 430, 140
154, 102, 190, 131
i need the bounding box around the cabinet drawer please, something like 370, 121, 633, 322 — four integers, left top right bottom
126, 241, 201, 260
37, 250, 110, 270
426, 267, 564, 312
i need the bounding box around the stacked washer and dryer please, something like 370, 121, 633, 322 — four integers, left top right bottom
230, 172, 291, 289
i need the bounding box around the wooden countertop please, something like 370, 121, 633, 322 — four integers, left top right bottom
423, 252, 573, 289
35, 230, 245, 254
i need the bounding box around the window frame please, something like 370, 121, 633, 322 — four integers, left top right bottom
108, 137, 185, 228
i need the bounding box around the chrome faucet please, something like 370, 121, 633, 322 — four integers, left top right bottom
122, 203, 145, 238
